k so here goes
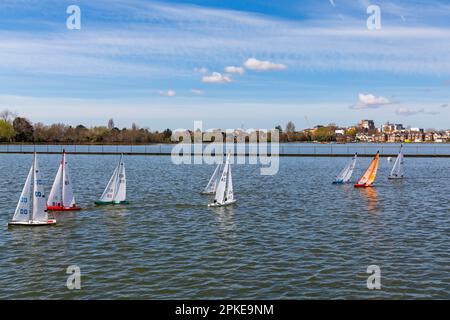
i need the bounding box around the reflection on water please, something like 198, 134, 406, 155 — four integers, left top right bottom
358, 187, 380, 214
0, 154, 449, 299
213, 206, 236, 235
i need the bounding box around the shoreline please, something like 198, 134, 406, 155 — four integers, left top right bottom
1, 143, 449, 157
1, 151, 449, 157
1, 142, 449, 145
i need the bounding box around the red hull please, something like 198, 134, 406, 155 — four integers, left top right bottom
47, 206, 82, 211
354, 184, 373, 188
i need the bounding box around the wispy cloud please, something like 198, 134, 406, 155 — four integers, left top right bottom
0, 0, 449, 129
244, 58, 287, 71
194, 67, 209, 74
224, 66, 245, 75
202, 72, 232, 84
395, 107, 416, 116
160, 89, 176, 97
396, 107, 440, 116
0, 1, 449, 79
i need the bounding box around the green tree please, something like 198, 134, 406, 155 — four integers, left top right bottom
0, 119, 15, 142
163, 128, 172, 141
313, 126, 336, 142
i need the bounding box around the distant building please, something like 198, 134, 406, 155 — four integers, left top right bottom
424, 132, 434, 142
382, 122, 404, 133
433, 132, 446, 143
407, 131, 424, 142
373, 133, 387, 143
358, 120, 375, 131
382, 122, 394, 132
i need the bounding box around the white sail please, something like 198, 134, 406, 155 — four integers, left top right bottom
225, 164, 234, 201
113, 156, 126, 203
99, 155, 126, 203
32, 155, 48, 222
47, 161, 63, 207
99, 164, 119, 202
203, 163, 222, 194
334, 153, 357, 183
12, 165, 33, 222
213, 155, 230, 204
342, 154, 357, 182
389, 146, 404, 178
62, 153, 76, 207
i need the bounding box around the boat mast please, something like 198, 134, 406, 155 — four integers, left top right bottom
32, 153, 36, 221
61, 150, 65, 206
113, 154, 122, 201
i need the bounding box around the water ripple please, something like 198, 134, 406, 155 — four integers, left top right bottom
0, 154, 448, 299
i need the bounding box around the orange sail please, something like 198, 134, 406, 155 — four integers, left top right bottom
354, 152, 380, 187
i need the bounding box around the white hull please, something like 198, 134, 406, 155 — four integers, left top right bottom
8, 219, 56, 226
388, 175, 404, 180
208, 199, 237, 207
200, 191, 215, 195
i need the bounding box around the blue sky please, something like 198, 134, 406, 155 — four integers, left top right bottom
0, 0, 449, 130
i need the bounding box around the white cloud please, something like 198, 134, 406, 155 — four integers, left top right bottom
395, 107, 416, 116
201, 72, 232, 83
191, 89, 203, 94
224, 66, 245, 75
161, 89, 176, 97
350, 93, 393, 109
244, 58, 287, 71
194, 67, 208, 74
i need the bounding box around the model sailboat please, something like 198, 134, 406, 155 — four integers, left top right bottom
333, 153, 358, 184
95, 154, 128, 205
389, 145, 405, 179
47, 151, 81, 211
8, 154, 56, 226
201, 163, 223, 194
208, 154, 236, 207
354, 151, 380, 188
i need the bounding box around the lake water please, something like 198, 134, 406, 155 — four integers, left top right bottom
0, 154, 448, 299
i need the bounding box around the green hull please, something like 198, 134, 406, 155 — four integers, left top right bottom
95, 200, 130, 205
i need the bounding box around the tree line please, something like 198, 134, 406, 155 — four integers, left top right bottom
0, 109, 340, 144
276, 121, 341, 142
0, 110, 172, 144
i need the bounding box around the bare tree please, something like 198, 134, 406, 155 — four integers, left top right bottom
285, 121, 296, 134
107, 118, 115, 130
0, 109, 17, 123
